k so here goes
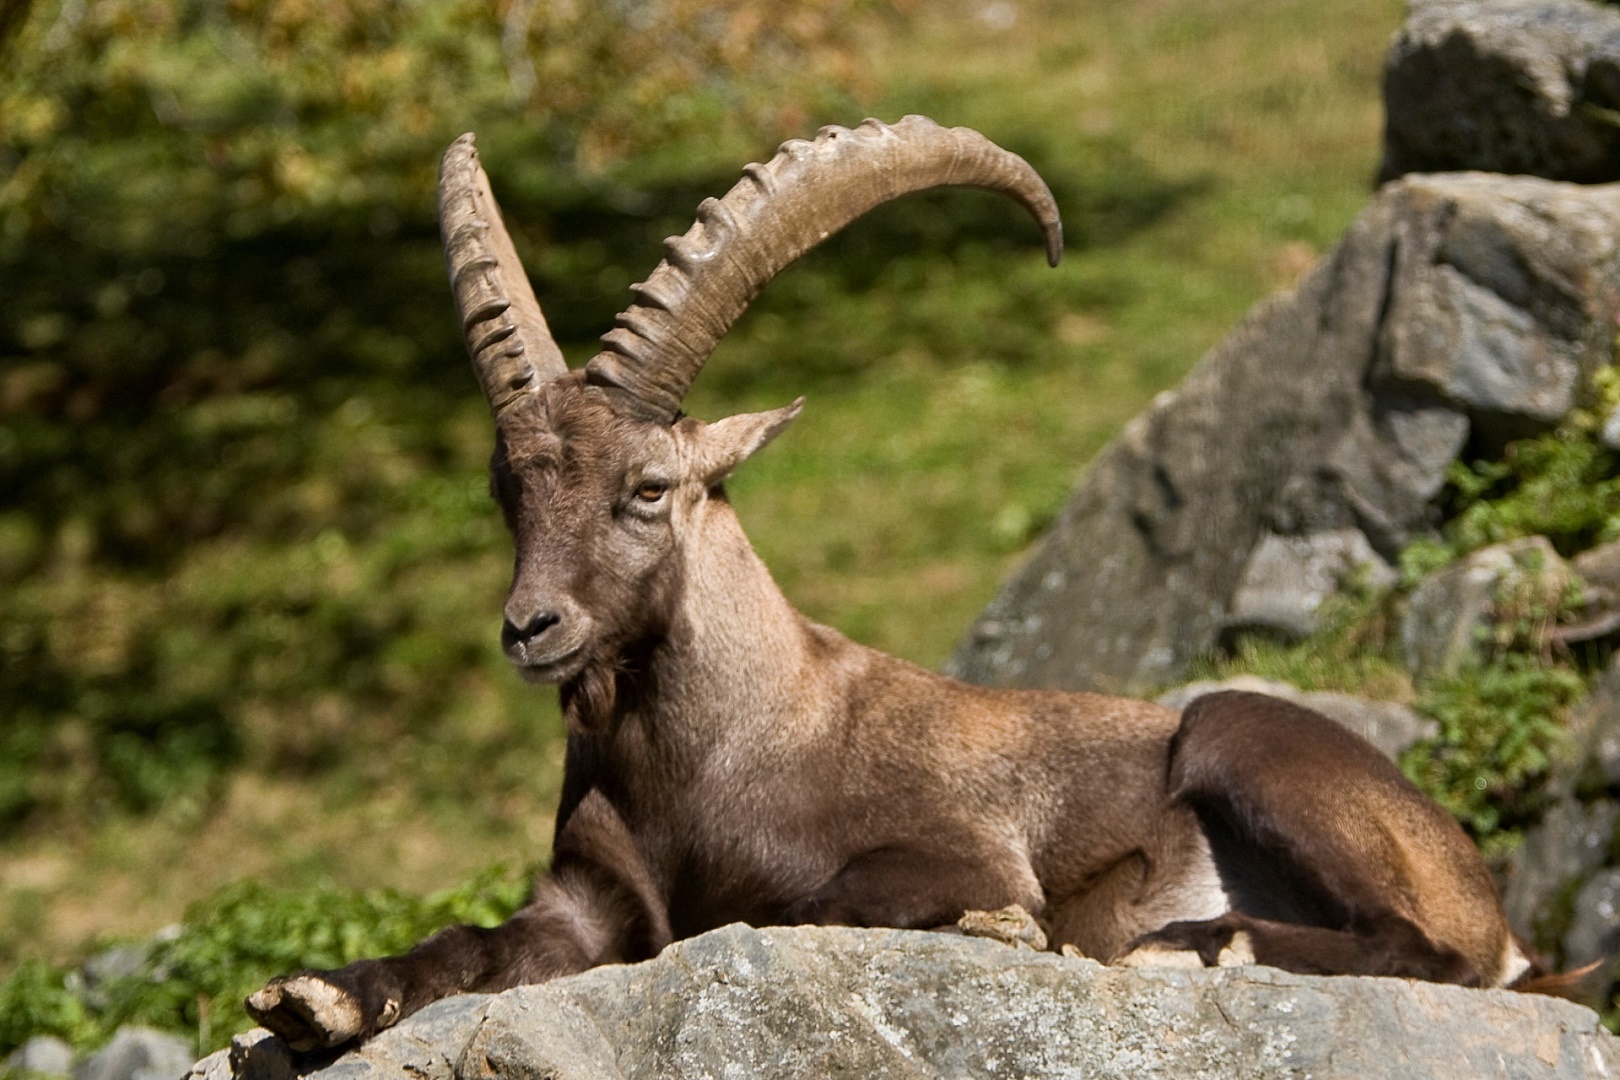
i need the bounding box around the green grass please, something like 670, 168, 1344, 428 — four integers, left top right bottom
0, 865, 530, 1058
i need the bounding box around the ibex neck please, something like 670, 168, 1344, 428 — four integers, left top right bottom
641, 499, 827, 748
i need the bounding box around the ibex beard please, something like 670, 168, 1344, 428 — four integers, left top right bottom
246, 116, 1544, 1053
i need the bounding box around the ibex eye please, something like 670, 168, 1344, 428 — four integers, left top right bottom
635, 481, 668, 502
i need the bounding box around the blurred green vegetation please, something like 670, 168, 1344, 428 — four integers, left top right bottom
0, 863, 529, 1057
0, 0, 885, 829
1, 0, 1409, 1038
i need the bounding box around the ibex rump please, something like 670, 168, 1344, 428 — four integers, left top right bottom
247, 117, 1534, 1052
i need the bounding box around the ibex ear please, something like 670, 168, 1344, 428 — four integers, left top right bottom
690, 398, 804, 485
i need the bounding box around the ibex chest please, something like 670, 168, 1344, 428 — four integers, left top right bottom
601, 729, 853, 929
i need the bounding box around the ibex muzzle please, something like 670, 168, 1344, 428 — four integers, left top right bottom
246, 117, 1553, 1055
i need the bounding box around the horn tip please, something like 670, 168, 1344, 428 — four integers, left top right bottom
442, 132, 479, 166
440, 134, 483, 193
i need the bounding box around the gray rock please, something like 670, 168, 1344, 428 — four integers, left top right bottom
73, 1028, 194, 1080
1574, 537, 1620, 597
1603, 403, 1620, 451
276, 994, 493, 1080
1402, 536, 1570, 678
1585, 663, 1620, 793
1498, 661, 1620, 962
1565, 867, 1620, 971
221, 1031, 294, 1080
1156, 675, 1436, 759
224, 924, 1616, 1080
72, 927, 180, 1014
1373, 175, 1620, 445
1502, 796, 1620, 937
182, 1050, 230, 1080
952, 175, 1620, 693
1225, 528, 1397, 639
1382, 0, 1620, 183
5, 1035, 74, 1077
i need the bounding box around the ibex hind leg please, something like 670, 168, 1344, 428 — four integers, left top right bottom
1155, 690, 1506, 985
1122, 911, 1482, 984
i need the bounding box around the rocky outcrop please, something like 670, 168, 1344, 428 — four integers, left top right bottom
72, 1027, 196, 1080
1381, 0, 1620, 183
1402, 536, 1572, 677
950, 173, 1620, 693
191, 923, 1617, 1080
4, 1036, 73, 1077
1500, 660, 1620, 985
0, 1027, 199, 1080
1223, 528, 1397, 640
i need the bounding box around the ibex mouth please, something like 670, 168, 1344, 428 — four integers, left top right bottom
510, 643, 588, 684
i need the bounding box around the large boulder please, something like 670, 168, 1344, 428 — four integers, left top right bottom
1401, 536, 1572, 678
1223, 528, 1397, 640
5, 1036, 73, 1078
950, 173, 1620, 693
1499, 660, 1620, 972
196, 924, 1616, 1080
1381, 0, 1620, 183
72, 1027, 196, 1080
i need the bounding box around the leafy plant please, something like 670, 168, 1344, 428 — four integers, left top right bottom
0, 863, 530, 1058
1400, 656, 1585, 859
1189, 581, 1414, 701
1421, 365, 1620, 567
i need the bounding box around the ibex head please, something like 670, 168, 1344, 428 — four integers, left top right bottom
438, 118, 1062, 696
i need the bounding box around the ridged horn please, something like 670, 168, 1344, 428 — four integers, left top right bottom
584, 115, 1063, 422
439, 133, 568, 416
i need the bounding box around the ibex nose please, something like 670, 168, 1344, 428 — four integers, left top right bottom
502, 609, 562, 650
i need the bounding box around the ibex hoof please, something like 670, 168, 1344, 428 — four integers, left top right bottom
1216, 930, 1256, 967
1115, 942, 1206, 970
245, 974, 367, 1053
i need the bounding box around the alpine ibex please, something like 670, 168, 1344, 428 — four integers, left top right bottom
247, 116, 1543, 1052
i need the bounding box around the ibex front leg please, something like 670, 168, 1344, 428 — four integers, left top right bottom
246, 793, 669, 1052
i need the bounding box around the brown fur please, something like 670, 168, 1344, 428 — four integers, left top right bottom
1139, 691, 1513, 984
248, 122, 1558, 1044
246, 376, 1542, 1052
1511, 955, 1607, 1000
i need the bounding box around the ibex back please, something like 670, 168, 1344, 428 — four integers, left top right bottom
247, 116, 1534, 1052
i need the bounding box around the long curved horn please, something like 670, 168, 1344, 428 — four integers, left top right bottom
439, 133, 568, 416
584, 115, 1063, 422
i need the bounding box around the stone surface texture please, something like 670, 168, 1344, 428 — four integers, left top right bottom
1494, 661, 1620, 982
1401, 536, 1571, 678
5, 1035, 74, 1077
206, 924, 1616, 1080
1576, 537, 1620, 598
950, 173, 1620, 693
1503, 795, 1620, 933
71, 1027, 196, 1080
1381, 0, 1620, 183
1566, 867, 1620, 972
1156, 675, 1436, 760
1224, 528, 1396, 639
